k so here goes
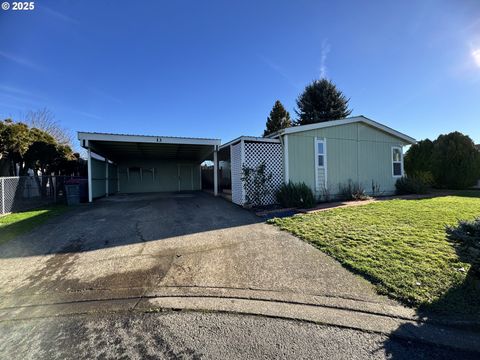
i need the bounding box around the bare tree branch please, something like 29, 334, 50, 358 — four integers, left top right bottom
24, 108, 73, 146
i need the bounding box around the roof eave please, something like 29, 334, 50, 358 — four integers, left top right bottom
275, 116, 416, 145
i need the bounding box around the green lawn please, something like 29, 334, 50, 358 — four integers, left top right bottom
0, 205, 69, 244
270, 194, 480, 314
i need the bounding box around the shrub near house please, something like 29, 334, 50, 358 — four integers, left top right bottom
404, 132, 480, 190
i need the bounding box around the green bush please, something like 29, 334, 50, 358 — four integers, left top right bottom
446, 217, 480, 276
431, 132, 480, 189
404, 132, 480, 189
338, 180, 370, 201
276, 182, 316, 208
395, 176, 430, 195
412, 171, 434, 186
404, 139, 434, 177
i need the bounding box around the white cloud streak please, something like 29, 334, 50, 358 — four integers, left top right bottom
88, 87, 122, 104
0, 51, 44, 71
319, 39, 331, 79
41, 6, 80, 24
257, 54, 300, 89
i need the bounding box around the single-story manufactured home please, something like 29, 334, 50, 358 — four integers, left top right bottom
79, 115, 416, 205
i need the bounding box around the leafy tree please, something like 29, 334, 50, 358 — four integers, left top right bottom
263, 100, 292, 137
295, 79, 352, 125
24, 128, 75, 195
0, 119, 32, 175
404, 139, 434, 177
430, 132, 480, 189
1, 118, 77, 177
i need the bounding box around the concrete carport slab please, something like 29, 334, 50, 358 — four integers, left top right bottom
78, 132, 221, 202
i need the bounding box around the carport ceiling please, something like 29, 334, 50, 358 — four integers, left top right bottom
78, 132, 221, 163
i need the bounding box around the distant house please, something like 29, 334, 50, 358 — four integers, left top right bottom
79, 115, 416, 206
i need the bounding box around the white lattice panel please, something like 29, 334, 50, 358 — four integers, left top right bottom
231, 143, 243, 205
244, 141, 283, 205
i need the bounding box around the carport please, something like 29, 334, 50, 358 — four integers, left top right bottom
78, 132, 221, 202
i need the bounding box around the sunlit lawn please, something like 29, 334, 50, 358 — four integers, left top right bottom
270, 193, 480, 314
0, 205, 68, 244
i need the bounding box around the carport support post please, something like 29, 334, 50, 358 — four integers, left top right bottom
87, 147, 93, 203
105, 158, 109, 197
213, 147, 218, 196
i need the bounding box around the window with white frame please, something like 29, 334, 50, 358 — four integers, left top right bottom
315, 138, 327, 191
316, 140, 326, 167
392, 147, 403, 177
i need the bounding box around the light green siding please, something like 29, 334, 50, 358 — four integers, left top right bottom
91, 158, 118, 198
91, 158, 106, 198
117, 160, 201, 193
287, 123, 407, 198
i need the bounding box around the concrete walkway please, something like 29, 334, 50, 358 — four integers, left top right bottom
0, 192, 479, 354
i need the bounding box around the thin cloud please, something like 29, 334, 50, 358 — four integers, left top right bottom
88, 87, 122, 104
0, 84, 48, 100
258, 54, 300, 89
41, 6, 80, 24
319, 39, 331, 79
0, 84, 32, 97
0, 51, 44, 71
0, 92, 42, 107
76, 111, 103, 120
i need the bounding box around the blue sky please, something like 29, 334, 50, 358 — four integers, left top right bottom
1, 0, 479, 151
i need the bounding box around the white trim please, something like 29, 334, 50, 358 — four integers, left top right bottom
219, 136, 280, 150
314, 138, 327, 191
391, 146, 404, 178
283, 135, 289, 183
78, 132, 220, 146
240, 139, 245, 203
213, 149, 218, 196
87, 148, 92, 203
271, 116, 416, 144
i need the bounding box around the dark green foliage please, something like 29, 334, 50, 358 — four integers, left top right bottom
263, 100, 292, 137
430, 132, 480, 189
241, 162, 273, 207
295, 79, 352, 125
0, 118, 79, 177
404, 132, 480, 189
338, 180, 370, 201
395, 176, 430, 195
446, 217, 480, 276
404, 139, 434, 177
276, 182, 316, 208
0, 120, 32, 175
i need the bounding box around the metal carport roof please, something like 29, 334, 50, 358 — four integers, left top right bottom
78, 132, 221, 163
78, 132, 222, 202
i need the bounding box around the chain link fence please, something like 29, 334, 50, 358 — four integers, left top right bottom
0, 176, 87, 215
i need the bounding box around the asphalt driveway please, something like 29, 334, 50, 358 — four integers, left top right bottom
0, 192, 393, 305
2, 192, 480, 358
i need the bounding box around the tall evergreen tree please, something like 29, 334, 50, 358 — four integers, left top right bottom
295, 79, 352, 125
263, 100, 292, 137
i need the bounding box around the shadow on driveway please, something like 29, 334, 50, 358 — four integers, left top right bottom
0, 192, 260, 259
